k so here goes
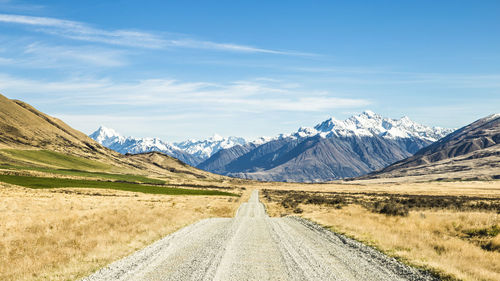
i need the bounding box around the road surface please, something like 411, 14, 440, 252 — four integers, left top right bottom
83, 190, 436, 281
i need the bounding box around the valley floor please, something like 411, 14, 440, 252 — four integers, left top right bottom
1, 179, 499, 281
261, 180, 500, 281
83, 190, 434, 281
0, 183, 241, 281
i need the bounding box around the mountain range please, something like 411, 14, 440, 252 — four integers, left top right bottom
89, 127, 250, 166
362, 113, 500, 181
90, 111, 454, 182
1, 92, 497, 183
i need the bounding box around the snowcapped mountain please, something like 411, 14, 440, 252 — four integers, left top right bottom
89, 126, 124, 147
197, 111, 455, 182
90, 111, 454, 182
89, 126, 201, 166
174, 134, 247, 160
89, 126, 249, 166
293, 110, 454, 141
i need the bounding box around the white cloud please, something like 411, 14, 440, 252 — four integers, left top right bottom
15, 43, 127, 67
0, 0, 44, 12
0, 56, 13, 63
0, 73, 369, 112
0, 13, 313, 55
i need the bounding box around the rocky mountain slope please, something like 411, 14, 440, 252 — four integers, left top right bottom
362, 113, 500, 181
199, 111, 454, 182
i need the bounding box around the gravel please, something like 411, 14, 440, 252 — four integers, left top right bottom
82, 190, 438, 281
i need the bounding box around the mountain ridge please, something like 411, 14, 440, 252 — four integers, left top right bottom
89, 111, 454, 182
196, 111, 454, 182
360, 113, 500, 181
89, 126, 248, 166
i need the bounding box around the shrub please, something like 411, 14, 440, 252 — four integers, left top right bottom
377, 202, 409, 216
293, 208, 303, 214
482, 235, 500, 252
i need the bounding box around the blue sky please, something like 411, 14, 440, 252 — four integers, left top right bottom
0, 0, 499, 141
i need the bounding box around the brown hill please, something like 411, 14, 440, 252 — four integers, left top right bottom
361, 114, 500, 181
0, 93, 220, 181
0, 94, 109, 157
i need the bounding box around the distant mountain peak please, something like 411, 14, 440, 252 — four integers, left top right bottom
174, 134, 248, 160
209, 133, 224, 141
362, 109, 377, 116
309, 111, 453, 141
89, 127, 202, 166
89, 126, 124, 146
92, 125, 120, 138
90, 126, 249, 165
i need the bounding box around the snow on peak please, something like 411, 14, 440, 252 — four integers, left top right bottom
308, 111, 454, 141
89, 127, 183, 157
250, 136, 274, 145
174, 135, 248, 160
89, 111, 454, 165
91, 126, 120, 139
362, 110, 377, 117
90, 126, 125, 146
486, 113, 500, 121
296, 127, 319, 138
209, 133, 224, 142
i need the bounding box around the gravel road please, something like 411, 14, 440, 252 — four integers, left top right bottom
82, 190, 437, 281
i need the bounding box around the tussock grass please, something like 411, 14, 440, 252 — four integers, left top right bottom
0, 184, 242, 281
263, 189, 500, 216
262, 188, 500, 281
0, 174, 237, 196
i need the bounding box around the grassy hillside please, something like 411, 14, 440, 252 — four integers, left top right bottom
0, 174, 236, 196
0, 93, 229, 183
0, 148, 237, 196
0, 149, 111, 170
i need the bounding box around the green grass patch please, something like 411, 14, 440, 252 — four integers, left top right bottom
0, 174, 237, 196
0, 164, 164, 184
0, 149, 111, 171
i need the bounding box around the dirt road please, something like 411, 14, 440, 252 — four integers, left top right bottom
83, 190, 436, 281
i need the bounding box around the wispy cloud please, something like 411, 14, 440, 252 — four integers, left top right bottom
0, 0, 44, 12
22, 43, 127, 67
0, 42, 129, 68
0, 13, 314, 55
0, 73, 369, 112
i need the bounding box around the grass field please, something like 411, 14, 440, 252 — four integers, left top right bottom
0, 174, 237, 196
0, 164, 166, 184
0, 183, 244, 281
261, 184, 500, 281
0, 149, 111, 170
1, 147, 498, 281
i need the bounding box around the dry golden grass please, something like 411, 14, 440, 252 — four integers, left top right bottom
254, 180, 500, 197
0, 183, 242, 281
262, 184, 500, 281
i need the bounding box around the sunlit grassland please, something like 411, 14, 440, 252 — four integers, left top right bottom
0, 184, 245, 281
261, 185, 500, 281
0, 149, 111, 170
0, 174, 237, 196
0, 164, 166, 184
